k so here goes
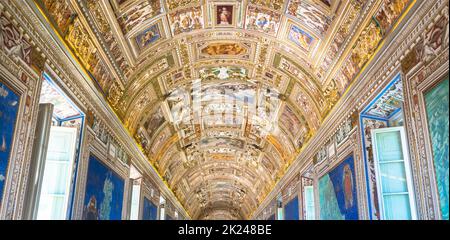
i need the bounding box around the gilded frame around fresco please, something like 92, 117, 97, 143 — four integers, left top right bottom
0, 50, 41, 221
71, 127, 131, 220
0, 71, 26, 218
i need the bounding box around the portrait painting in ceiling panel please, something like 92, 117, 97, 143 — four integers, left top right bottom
216, 5, 234, 26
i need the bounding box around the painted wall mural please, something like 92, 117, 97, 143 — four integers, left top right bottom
425, 78, 449, 220
83, 155, 125, 220
319, 155, 359, 220
142, 197, 158, 220
0, 81, 20, 204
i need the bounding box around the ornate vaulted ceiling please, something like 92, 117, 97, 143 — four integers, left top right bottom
36, 0, 413, 219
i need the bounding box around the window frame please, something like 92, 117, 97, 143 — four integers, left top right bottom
371, 126, 418, 220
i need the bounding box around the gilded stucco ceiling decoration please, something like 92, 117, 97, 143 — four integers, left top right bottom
37, 0, 414, 219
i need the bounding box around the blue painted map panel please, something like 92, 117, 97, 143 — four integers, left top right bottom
83, 155, 124, 220
142, 197, 158, 220
319, 155, 359, 220
284, 196, 300, 220
0, 81, 20, 204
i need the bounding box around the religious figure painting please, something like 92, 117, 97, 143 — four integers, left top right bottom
142, 197, 158, 220
245, 5, 281, 35
288, 25, 315, 51
135, 24, 161, 50
201, 43, 247, 56
0, 81, 19, 204
82, 155, 125, 220
319, 155, 359, 220
425, 77, 449, 220
216, 6, 233, 25
169, 7, 204, 35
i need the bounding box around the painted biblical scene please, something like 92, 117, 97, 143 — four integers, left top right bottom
216, 5, 233, 25
201, 43, 247, 56
135, 24, 162, 50
0, 81, 20, 204
288, 25, 315, 51
245, 5, 281, 35
169, 7, 204, 35
83, 155, 125, 220
142, 197, 158, 220
319, 155, 359, 220
425, 77, 449, 220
